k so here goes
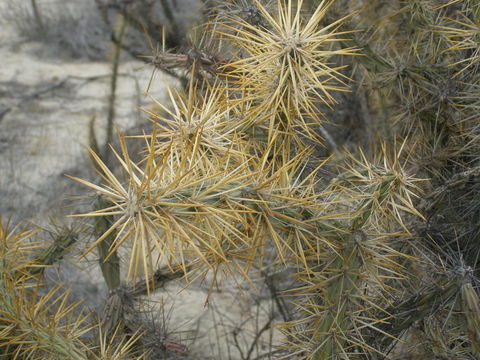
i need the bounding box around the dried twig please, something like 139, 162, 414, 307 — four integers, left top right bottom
104, 14, 127, 165
0, 79, 67, 122
128, 265, 188, 298
30, 0, 45, 37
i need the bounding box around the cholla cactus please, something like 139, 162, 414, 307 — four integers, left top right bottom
279, 143, 424, 359
0, 219, 146, 359
219, 0, 359, 144
4, 0, 480, 359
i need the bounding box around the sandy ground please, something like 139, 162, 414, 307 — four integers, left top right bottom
0, 1, 283, 359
